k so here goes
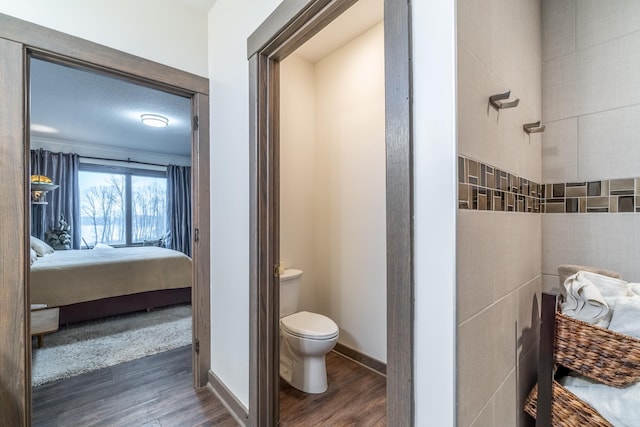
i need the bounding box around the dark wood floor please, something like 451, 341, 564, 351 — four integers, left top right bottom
32, 346, 238, 427
279, 351, 387, 426
33, 345, 386, 426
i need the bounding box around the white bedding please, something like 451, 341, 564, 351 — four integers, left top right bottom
31, 246, 192, 307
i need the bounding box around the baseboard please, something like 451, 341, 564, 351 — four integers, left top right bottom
208, 370, 249, 426
333, 343, 387, 376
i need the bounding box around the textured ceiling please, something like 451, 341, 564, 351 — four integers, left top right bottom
30, 59, 192, 158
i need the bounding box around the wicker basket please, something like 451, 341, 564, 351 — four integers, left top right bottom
524, 381, 612, 427
525, 309, 640, 425
555, 312, 640, 387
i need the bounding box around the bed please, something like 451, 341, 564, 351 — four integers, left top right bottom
30, 246, 192, 324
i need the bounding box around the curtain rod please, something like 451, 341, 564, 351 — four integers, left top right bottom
79, 155, 167, 168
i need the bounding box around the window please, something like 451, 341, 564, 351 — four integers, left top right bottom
79, 166, 167, 247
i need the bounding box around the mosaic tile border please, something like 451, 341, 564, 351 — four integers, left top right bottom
458, 156, 640, 214
543, 179, 640, 213
458, 156, 543, 213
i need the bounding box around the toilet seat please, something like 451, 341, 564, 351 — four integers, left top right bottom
281, 311, 339, 340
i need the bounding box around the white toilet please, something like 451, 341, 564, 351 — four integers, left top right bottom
279, 269, 339, 394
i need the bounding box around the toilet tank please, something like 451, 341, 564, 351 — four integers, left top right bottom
280, 269, 303, 318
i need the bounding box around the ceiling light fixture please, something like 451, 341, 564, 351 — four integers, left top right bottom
30, 124, 59, 133
141, 114, 169, 127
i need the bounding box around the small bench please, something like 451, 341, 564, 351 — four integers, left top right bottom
31, 305, 60, 348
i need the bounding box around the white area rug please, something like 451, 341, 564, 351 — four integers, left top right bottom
32, 304, 192, 387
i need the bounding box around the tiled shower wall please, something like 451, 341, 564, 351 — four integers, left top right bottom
541, 1, 640, 291
457, 0, 542, 426
458, 2, 640, 425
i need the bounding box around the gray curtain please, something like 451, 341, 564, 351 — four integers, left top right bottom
167, 165, 191, 256
30, 149, 81, 249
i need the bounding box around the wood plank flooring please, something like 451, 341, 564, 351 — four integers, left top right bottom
33, 345, 386, 426
279, 351, 387, 426
32, 346, 237, 427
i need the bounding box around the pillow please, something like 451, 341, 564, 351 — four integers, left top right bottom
30, 236, 55, 256
30, 248, 37, 265
143, 238, 164, 247
93, 243, 114, 249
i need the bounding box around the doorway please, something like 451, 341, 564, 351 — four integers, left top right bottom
0, 14, 210, 426
28, 55, 194, 392
248, 0, 413, 425
278, 1, 386, 423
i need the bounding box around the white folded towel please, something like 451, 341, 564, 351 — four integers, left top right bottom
584, 271, 633, 310
559, 273, 640, 426
608, 295, 640, 339
561, 375, 640, 427
561, 271, 631, 327
629, 282, 640, 296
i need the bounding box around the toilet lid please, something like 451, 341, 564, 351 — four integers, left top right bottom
281, 311, 339, 340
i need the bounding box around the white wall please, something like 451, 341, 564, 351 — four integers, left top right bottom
0, 0, 208, 77
412, 1, 457, 426
280, 55, 319, 312
314, 22, 386, 362
208, 0, 282, 409
280, 22, 387, 363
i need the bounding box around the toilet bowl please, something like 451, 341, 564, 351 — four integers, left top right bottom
279, 268, 339, 394
279, 310, 339, 394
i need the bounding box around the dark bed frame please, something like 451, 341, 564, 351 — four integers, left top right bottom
58, 287, 191, 325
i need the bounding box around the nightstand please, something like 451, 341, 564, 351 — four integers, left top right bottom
31, 306, 60, 348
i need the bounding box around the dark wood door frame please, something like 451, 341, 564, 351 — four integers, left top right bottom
0, 13, 210, 426
247, 0, 414, 425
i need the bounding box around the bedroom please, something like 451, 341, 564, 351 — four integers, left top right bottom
28, 57, 195, 386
